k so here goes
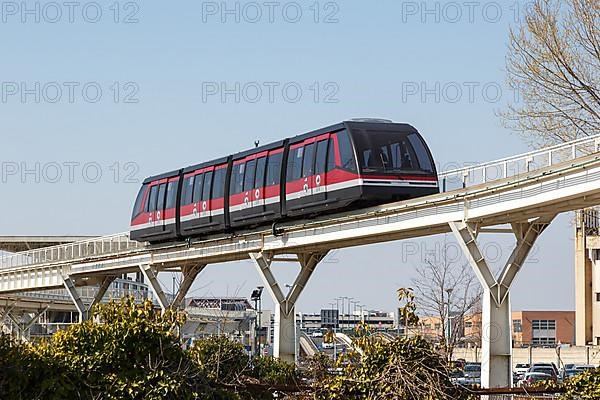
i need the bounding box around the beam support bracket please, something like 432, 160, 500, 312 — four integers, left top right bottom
449, 216, 554, 389
250, 251, 328, 363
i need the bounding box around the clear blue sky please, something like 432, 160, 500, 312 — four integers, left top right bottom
0, 0, 575, 313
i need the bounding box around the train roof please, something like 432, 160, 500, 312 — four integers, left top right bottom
142, 120, 419, 184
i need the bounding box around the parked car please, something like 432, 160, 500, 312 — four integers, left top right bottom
534, 362, 558, 374
519, 372, 556, 386
528, 365, 558, 381
464, 363, 481, 379
513, 363, 530, 381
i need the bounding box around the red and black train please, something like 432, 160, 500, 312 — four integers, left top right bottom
130, 120, 439, 243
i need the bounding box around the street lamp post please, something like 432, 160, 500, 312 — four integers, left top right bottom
251, 286, 264, 357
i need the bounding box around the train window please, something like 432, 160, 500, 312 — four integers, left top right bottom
302, 143, 315, 178
337, 130, 357, 172
287, 146, 303, 182
408, 134, 434, 173
244, 159, 257, 191
181, 176, 194, 206
193, 174, 204, 203
165, 181, 178, 209
212, 168, 226, 199
131, 184, 147, 219
315, 140, 328, 175
202, 171, 213, 201
231, 163, 245, 195
255, 157, 266, 188
266, 152, 282, 186
156, 184, 166, 211
148, 185, 158, 212
327, 138, 335, 172
352, 130, 431, 173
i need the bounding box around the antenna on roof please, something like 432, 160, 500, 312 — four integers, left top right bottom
254, 140, 260, 148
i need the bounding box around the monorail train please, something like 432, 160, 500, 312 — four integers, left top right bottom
130, 120, 439, 243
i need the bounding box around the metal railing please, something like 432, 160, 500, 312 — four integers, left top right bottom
0, 232, 144, 270
17, 287, 153, 303
438, 134, 600, 192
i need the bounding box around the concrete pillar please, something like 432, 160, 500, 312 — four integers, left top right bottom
250, 251, 327, 364
575, 212, 593, 345
274, 303, 296, 363
450, 217, 553, 388
481, 289, 512, 388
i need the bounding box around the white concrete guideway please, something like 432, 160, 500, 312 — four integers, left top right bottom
1, 134, 600, 388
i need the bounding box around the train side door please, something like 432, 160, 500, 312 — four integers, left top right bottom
155, 182, 167, 232
135, 183, 157, 238
200, 169, 214, 224
301, 141, 316, 199
164, 177, 179, 235
252, 156, 267, 215
312, 136, 330, 203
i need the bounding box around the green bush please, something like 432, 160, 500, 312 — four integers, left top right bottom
315, 324, 470, 400
251, 356, 300, 386
39, 297, 212, 400
189, 335, 250, 383
561, 367, 600, 399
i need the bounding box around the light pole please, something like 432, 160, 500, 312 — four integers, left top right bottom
347, 297, 354, 329
251, 286, 264, 356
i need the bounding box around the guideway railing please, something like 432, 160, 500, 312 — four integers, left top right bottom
0, 233, 144, 270
2, 133, 600, 271
438, 134, 600, 191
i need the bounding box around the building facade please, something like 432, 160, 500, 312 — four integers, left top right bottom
417, 310, 575, 348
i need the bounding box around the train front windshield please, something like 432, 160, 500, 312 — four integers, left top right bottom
351, 130, 435, 176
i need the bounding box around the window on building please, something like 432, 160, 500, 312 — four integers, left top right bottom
532, 319, 556, 346
532, 320, 556, 330
465, 321, 473, 328
532, 337, 556, 345
513, 319, 523, 333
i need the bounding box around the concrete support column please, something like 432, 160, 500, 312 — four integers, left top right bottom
450, 217, 552, 388
250, 251, 327, 364
140, 264, 169, 311
140, 264, 207, 311
575, 210, 593, 345
274, 303, 297, 363
63, 275, 86, 323
480, 289, 512, 388
172, 264, 206, 309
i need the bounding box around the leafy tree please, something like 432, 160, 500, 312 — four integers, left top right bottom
315, 322, 470, 400
188, 335, 249, 383
500, 0, 600, 145
561, 367, 600, 399
40, 297, 211, 400
250, 356, 299, 386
